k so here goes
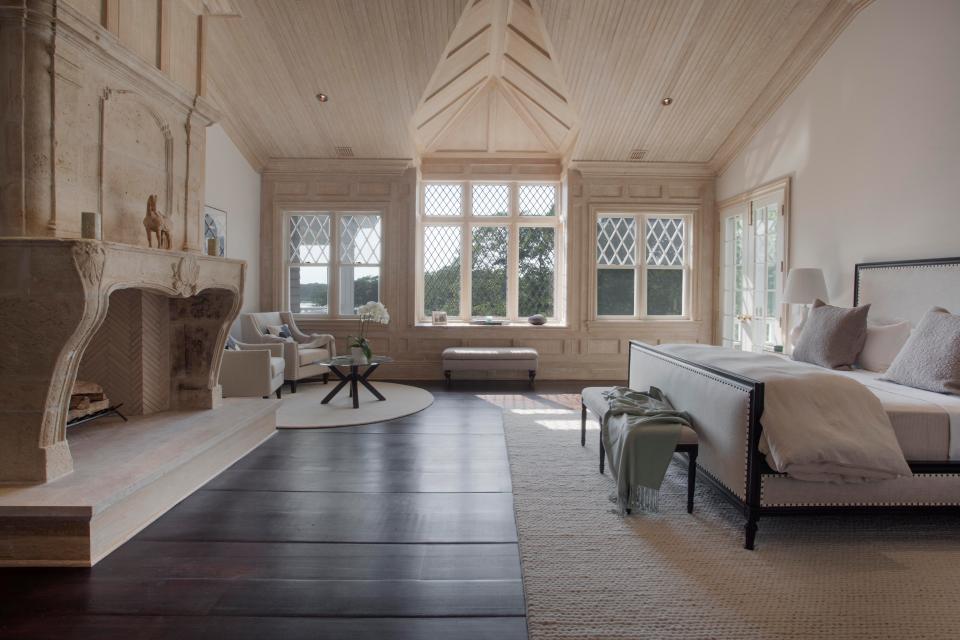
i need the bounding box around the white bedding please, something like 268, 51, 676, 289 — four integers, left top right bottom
659, 345, 912, 483
831, 369, 960, 460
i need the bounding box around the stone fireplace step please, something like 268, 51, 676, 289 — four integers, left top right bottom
0, 399, 278, 567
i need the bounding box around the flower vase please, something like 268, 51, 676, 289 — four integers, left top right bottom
351, 347, 368, 365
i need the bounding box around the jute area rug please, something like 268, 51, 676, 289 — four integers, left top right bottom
502, 403, 960, 640
277, 381, 433, 428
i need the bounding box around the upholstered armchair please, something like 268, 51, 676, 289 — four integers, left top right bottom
241, 312, 335, 392
220, 341, 285, 399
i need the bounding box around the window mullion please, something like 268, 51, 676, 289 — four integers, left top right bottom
637, 214, 645, 319
507, 221, 519, 320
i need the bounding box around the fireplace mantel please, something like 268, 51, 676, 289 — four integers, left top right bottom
0, 238, 246, 484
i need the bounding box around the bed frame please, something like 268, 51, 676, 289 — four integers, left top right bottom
629, 256, 960, 550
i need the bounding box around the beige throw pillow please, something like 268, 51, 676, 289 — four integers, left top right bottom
858, 320, 912, 372
882, 307, 960, 394
792, 299, 870, 369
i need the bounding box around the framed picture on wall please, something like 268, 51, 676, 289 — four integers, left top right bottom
203, 205, 227, 257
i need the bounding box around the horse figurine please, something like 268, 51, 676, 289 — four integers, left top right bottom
143, 194, 171, 249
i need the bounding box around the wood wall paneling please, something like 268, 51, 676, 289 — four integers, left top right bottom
261, 160, 715, 380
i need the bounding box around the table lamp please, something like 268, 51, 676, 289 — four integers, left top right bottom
783, 267, 828, 346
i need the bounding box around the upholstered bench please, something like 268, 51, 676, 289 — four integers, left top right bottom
581, 386, 699, 513
442, 347, 539, 388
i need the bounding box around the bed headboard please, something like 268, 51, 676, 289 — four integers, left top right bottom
854, 257, 960, 326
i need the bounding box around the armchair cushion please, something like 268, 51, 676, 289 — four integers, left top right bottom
299, 347, 330, 366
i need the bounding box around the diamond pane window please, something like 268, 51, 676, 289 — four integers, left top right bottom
596, 217, 636, 266
519, 184, 556, 216
519, 227, 555, 317
423, 226, 462, 317
289, 214, 330, 264
472, 184, 509, 216
424, 183, 463, 216
471, 226, 509, 316
645, 217, 685, 266
338, 214, 381, 264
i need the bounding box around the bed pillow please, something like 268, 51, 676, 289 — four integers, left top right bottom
857, 320, 911, 372
882, 307, 960, 394
792, 299, 870, 369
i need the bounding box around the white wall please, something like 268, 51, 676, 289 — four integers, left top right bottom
718, 0, 960, 305
204, 124, 261, 336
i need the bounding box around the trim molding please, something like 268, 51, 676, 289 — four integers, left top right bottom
571, 161, 714, 179
263, 158, 414, 176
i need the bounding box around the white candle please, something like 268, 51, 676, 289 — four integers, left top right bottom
207, 237, 218, 256
81, 211, 101, 240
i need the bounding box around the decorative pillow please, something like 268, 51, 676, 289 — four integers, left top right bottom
792, 299, 870, 369
278, 323, 292, 339
882, 307, 960, 394
265, 324, 284, 337
857, 320, 911, 372
225, 335, 240, 350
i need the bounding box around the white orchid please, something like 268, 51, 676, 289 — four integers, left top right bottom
348, 301, 389, 361
356, 301, 390, 325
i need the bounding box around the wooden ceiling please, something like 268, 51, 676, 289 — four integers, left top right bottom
206, 0, 868, 170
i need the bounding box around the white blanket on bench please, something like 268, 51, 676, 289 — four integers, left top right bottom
659, 345, 911, 483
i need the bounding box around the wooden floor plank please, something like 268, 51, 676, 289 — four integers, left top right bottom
139, 491, 519, 543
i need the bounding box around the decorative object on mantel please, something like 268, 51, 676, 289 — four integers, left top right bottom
431, 310, 448, 325
348, 301, 390, 364
143, 194, 172, 249
81, 211, 102, 240
528, 314, 546, 326
203, 205, 227, 257
207, 237, 218, 256
784, 267, 828, 347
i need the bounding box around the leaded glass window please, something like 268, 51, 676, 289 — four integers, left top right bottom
595, 212, 692, 318
286, 211, 382, 317
417, 181, 563, 322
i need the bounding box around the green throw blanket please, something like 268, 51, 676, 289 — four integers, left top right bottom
600, 386, 693, 513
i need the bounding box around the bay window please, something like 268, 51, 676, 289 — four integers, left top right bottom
418, 181, 563, 323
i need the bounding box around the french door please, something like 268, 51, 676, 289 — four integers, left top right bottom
720, 186, 788, 352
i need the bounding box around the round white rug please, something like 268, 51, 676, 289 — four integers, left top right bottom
276, 381, 433, 428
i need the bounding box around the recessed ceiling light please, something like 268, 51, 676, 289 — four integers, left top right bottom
316, 93, 329, 103
661, 97, 673, 106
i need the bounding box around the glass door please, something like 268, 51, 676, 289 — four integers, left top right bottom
721, 207, 747, 348
720, 189, 787, 352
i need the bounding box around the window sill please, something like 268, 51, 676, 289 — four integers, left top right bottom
586, 318, 700, 330
414, 321, 568, 329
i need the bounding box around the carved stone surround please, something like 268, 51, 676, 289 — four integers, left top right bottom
0, 238, 245, 484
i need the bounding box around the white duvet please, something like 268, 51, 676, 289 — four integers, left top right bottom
659, 345, 912, 483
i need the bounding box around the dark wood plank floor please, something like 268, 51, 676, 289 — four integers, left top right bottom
0, 381, 586, 639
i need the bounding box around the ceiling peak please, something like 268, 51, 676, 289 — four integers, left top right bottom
411, 0, 578, 160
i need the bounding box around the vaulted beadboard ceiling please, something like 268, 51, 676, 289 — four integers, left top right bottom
206, 0, 868, 170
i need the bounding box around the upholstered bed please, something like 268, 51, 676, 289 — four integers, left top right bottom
628, 257, 960, 549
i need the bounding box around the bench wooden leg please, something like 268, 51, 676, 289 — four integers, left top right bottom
528, 370, 536, 389
687, 447, 698, 514
444, 370, 451, 389
580, 403, 587, 447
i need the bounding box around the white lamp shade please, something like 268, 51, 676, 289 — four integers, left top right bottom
784, 268, 828, 305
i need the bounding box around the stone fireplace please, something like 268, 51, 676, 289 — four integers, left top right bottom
0, 238, 245, 484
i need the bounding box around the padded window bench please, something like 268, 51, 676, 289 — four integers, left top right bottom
442, 347, 539, 388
